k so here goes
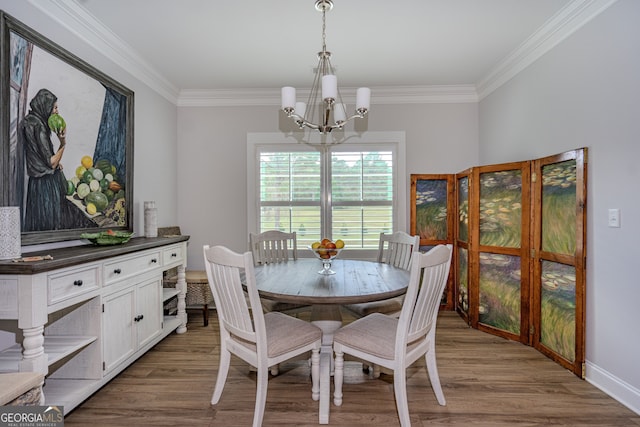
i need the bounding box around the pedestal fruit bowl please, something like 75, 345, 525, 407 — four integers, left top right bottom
307, 238, 345, 275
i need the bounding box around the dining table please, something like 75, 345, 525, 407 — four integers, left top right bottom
253, 257, 411, 424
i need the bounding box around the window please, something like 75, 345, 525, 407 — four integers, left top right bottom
248, 132, 406, 253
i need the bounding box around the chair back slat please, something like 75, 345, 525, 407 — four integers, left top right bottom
397, 244, 452, 349
204, 245, 265, 344
377, 231, 419, 271
250, 230, 298, 266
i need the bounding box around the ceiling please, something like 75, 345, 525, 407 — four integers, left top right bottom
70, 0, 578, 94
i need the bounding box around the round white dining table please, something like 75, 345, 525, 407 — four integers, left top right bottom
253, 257, 411, 425
253, 258, 410, 304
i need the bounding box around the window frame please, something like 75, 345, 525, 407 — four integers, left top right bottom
247, 132, 406, 259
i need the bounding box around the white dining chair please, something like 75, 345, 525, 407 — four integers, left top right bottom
250, 230, 297, 265
203, 245, 322, 427
343, 231, 420, 318
249, 230, 311, 315
332, 244, 453, 427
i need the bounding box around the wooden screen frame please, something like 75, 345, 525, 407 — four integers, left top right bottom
530, 148, 587, 377
412, 148, 586, 377
468, 161, 532, 344
410, 174, 455, 310
454, 169, 472, 322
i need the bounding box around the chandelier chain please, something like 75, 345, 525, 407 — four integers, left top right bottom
322, 7, 327, 53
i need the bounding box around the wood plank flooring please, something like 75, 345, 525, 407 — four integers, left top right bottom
64, 310, 639, 426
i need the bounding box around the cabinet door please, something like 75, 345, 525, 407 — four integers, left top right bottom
103, 288, 136, 373
136, 278, 162, 349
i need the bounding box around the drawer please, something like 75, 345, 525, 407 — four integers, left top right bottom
162, 244, 184, 267
104, 250, 162, 285
48, 265, 100, 305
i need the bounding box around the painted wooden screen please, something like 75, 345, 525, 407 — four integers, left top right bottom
469, 162, 532, 343
531, 148, 587, 377
417, 149, 586, 376
455, 170, 471, 321
410, 174, 455, 309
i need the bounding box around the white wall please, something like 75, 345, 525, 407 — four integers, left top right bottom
177, 103, 478, 271
479, 0, 640, 413
0, 1, 180, 237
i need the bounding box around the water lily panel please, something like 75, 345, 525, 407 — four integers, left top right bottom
457, 246, 469, 314
540, 260, 576, 362
479, 171, 522, 248
478, 252, 521, 334
542, 160, 577, 255
414, 179, 448, 241
457, 176, 469, 243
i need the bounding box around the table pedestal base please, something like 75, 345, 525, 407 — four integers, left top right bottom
310, 305, 343, 424
311, 304, 342, 424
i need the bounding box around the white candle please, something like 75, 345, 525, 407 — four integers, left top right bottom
334, 103, 346, 123
322, 75, 337, 101
295, 102, 307, 119
144, 201, 157, 238
356, 87, 371, 111
281, 86, 296, 110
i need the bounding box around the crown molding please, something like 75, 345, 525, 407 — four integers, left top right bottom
177, 85, 479, 107
372, 85, 478, 104
177, 89, 279, 107
27, 0, 616, 107
476, 0, 618, 100
26, 0, 180, 104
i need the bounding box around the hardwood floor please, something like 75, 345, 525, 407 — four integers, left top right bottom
64, 310, 639, 426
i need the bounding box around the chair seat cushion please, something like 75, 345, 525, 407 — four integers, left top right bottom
343, 295, 404, 317
264, 312, 322, 358
334, 313, 398, 359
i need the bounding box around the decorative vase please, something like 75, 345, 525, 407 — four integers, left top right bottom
144, 201, 157, 238
0, 207, 21, 260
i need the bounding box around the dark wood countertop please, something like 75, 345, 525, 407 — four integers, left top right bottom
0, 235, 190, 275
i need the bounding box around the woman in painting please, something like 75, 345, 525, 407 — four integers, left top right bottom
21, 88, 92, 231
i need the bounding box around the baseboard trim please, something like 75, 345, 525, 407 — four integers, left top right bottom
586, 361, 640, 415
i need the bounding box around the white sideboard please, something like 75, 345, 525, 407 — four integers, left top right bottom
0, 235, 189, 413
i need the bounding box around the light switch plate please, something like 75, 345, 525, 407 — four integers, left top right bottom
608, 209, 620, 228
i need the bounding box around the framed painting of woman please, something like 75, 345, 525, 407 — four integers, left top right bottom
0, 11, 134, 245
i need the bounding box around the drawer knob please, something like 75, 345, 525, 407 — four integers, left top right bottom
134, 314, 144, 322
73, 279, 83, 286
151, 258, 158, 263
114, 268, 122, 274
171, 253, 177, 257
